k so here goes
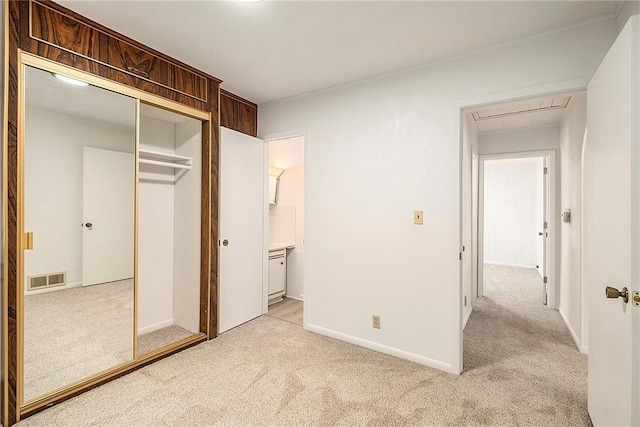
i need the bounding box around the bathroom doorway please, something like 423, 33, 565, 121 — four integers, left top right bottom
263, 135, 305, 327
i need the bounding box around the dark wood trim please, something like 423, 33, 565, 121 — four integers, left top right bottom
6, 1, 20, 425
209, 81, 220, 339
200, 119, 211, 336
34, 0, 221, 84
220, 89, 257, 108
220, 89, 258, 137
23, 0, 215, 109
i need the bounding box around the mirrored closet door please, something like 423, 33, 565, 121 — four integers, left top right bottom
23, 65, 136, 402
19, 60, 209, 408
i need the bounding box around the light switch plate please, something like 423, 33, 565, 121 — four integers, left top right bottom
414, 210, 424, 225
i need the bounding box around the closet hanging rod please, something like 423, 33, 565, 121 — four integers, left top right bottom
139, 158, 192, 170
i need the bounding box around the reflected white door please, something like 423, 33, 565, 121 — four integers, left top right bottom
219, 128, 264, 333
461, 126, 472, 316
542, 156, 549, 304
82, 147, 135, 286
585, 16, 639, 426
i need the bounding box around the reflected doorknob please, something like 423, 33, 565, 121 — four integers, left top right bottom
605, 286, 629, 303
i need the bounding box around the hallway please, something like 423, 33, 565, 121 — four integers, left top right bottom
464, 264, 589, 424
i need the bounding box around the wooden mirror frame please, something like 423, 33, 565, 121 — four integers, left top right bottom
3, 1, 222, 424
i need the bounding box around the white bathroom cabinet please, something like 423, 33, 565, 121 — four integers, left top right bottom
268, 249, 286, 299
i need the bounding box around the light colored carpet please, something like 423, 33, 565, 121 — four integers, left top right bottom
24, 280, 134, 402
138, 325, 195, 355
267, 298, 303, 326
18, 265, 589, 426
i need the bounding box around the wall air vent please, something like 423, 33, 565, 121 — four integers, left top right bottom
28, 272, 66, 291
471, 96, 571, 121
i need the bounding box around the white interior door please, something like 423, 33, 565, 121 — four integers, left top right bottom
461, 128, 472, 316
82, 147, 135, 286
542, 156, 549, 304
585, 16, 639, 426
535, 158, 544, 281
219, 128, 265, 334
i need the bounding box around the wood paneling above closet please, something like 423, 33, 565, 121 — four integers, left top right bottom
220, 90, 258, 137
26, 0, 213, 109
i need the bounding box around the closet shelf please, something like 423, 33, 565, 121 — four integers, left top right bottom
139, 149, 192, 170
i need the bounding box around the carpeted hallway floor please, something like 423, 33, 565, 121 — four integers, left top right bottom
18, 265, 588, 426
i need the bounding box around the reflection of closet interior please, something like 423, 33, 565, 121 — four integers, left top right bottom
138, 104, 202, 354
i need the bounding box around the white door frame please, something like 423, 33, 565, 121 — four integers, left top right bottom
478, 150, 557, 307
451, 77, 588, 374
261, 129, 310, 329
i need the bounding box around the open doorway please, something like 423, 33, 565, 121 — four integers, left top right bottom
264, 136, 305, 326
479, 154, 552, 306
459, 90, 587, 376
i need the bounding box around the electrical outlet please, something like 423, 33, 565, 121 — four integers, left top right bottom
372, 315, 381, 329
414, 210, 423, 225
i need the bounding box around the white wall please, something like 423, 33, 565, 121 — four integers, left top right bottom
24, 107, 134, 292
258, 17, 617, 370
268, 136, 305, 300
558, 93, 587, 352
478, 125, 560, 155
483, 158, 543, 269
138, 116, 176, 333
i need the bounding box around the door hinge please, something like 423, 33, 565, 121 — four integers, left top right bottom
459, 252, 462, 260
544, 221, 548, 229
543, 276, 548, 284
544, 167, 548, 175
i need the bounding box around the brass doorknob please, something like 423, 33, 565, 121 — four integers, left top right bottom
222, 239, 229, 246
605, 286, 629, 303
85, 222, 93, 228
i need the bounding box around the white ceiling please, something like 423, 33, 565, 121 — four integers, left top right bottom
467, 93, 580, 133
25, 65, 137, 129
58, 1, 622, 104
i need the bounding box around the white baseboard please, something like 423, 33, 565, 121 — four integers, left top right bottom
25, 281, 82, 295
579, 345, 588, 354
558, 307, 583, 353
306, 323, 452, 373
485, 261, 537, 270
138, 319, 173, 335
285, 295, 304, 301
463, 307, 473, 330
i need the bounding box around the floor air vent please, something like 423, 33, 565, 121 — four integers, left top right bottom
28, 272, 66, 291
